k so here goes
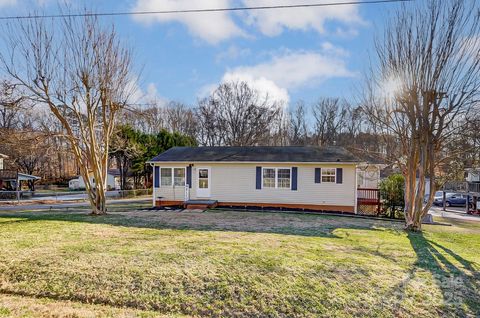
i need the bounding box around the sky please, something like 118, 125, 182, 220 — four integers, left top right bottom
0, 0, 405, 108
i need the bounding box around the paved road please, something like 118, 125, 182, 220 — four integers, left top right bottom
0, 197, 150, 211
429, 206, 480, 222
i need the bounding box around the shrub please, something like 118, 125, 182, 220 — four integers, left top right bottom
380, 174, 405, 218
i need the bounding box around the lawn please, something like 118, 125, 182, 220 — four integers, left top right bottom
0, 205, 479, 317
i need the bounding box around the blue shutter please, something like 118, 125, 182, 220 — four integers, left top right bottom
256, 166, 262, 189
154, 166, 160, 187
186, 165, 192, 188
336, 168, 343, 184
315, 168, 321, 183
291, 167, 298, 191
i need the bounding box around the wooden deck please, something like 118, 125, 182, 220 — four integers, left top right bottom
357, 188, 381, 215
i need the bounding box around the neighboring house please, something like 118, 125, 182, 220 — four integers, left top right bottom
0, 153, 41, 191
0, 153, 6, 170
69, 170, 120, 190
465, 168, 480, 183
148, 146, 360, 213
357, 164, 384, 189
346, 149, 387, 189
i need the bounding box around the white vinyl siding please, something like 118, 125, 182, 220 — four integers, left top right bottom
154, 163, 356, 208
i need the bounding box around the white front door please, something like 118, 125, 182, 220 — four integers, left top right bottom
196, 167, 211, 198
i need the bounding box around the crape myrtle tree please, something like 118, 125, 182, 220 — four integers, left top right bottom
0, 12, 136, 214
363, 0, 480, 230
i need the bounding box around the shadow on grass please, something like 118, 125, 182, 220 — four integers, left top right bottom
407, 232, 479, 316
0, 208, 404, 239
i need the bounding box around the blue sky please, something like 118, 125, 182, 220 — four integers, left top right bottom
0, 0, 402, 108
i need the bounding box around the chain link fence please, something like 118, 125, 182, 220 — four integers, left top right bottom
0, 189, 152, 204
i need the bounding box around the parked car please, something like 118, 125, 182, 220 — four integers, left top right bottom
433, 192, 473, 207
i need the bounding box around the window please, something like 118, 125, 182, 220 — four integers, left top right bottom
262, 167, 291, 189
160, 168, 172, 186
174, 168, 185, 186
263, 168, 276, 188
322, 168, 336, 183
277, 169, 291, 189
160, 167, 186, 186
198, 169, 209, 189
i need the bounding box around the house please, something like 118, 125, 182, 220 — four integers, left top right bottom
465, 168, 480, 183
148, 146, 360, 213
346, 149, 387, 189
0, 153, 6, 170
357, 163, 384, 189
0, 153, 41, 191
69, 169, 120, 190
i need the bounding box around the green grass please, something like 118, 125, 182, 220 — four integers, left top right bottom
0, 205, 479, 317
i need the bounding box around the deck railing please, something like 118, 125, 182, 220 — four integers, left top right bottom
357, 188, 380, 202
357, 188, 381, 216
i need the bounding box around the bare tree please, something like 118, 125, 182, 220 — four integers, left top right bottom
269, 107, 290, 146
165, 101, 197, 138
0, 12, 136, 214
196, 81, 281, 146
363, 0, 480, 230
0, 80, 26, 130
312, 98, 348, 146
289, 101, 309, 146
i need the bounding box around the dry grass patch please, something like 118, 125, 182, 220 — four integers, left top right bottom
0, 206, 478, 317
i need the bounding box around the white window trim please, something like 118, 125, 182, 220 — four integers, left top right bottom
160, 167, 186, 187
262, 167, 292, 189
321, 168, 337, 184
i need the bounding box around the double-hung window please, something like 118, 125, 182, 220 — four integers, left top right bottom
321, 168, 336, 183
263, 168, 276, 188
263, 167, 291, 189
160, 167, 185, 186
173, 168, 186, 186
277, 169, 291, 188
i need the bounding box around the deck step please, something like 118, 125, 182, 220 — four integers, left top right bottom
184, 200, 218, 210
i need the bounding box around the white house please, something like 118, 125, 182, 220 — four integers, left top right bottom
356, 164, 386, 189
69, 170, 120, 190
465, 168, 480, 182
148, 146, 360, 213
0, 153, 7, 170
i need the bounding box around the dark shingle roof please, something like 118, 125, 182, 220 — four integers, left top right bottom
149, 146, 359, 163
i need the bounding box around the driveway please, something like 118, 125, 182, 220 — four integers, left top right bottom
429, 206, 480, 222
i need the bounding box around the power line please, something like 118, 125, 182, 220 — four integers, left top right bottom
0, 0, 415, 21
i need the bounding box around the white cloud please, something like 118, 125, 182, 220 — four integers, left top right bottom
0, 0, 16, 7
223, 72, 290, 105
226, 48, 355, 90
132, 0, 245, 44
206, 45, 355, 105
128, 80, 169, 107
241, 0, 364, 37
